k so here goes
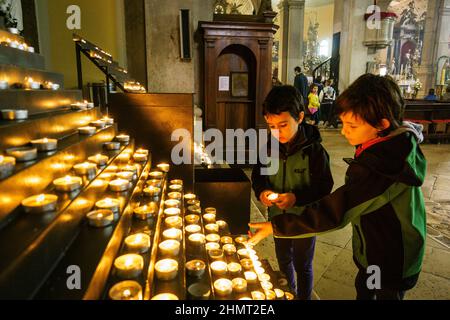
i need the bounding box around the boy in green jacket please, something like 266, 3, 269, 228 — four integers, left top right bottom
249, 74, 427, 300
252, 85, 334, 300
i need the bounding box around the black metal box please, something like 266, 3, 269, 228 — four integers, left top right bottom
194, 168, 250, 235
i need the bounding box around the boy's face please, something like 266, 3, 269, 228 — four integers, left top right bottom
340, 112, 386, 146
265, 111, 304, 144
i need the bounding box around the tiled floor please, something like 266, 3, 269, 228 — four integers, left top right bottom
247, 129, 450, 300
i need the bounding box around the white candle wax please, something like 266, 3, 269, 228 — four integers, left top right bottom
133, 204, 156, 220
170, 179, 183, 186
203, 213, 216, 224
185, 214, 200, 225
164, 199, 180, 209
232, 278, 248, 294
220, 236, 233, 245
208, 249, 224, 261
216, 220, 228, 230
0, 155, 15, 179
6, 147, 37, 162
146, 179, 161, 188
21, 194, 58, 214
143, 186, 161, 198
151, 293, 179, 300
78, 126, 96, 135
114, 254, 144, 279
244, 271, 258, 284
109, 179, 131, 192
102, 116, 114, 125
135, 148, 149, 156
169, 184, 182, 192
165, 216, 182, 229
133, 153, 147, 162
167, 192, 182, 200
251, 291, 266, 300
223, 244, 237, 256
185, 224, 201, 235
148, 171, 164, 179
162, 228, 182, 242
73, 162, 97, 176
116, 134, 130, 143
158, 240, 180, 257
204, 207, 217, 215
53, 176, 82, 192
205, 242, 221, 251
104, 142, 121, 150
188, 233, 205, 246
214, 278, 233, 296
88, 154, 109, 166
156, 163, 170, 173
95, 197, 120, 213
164, 207, 180, 217
210, 261, 228, 277
125, 233, 151, 253
204, 223, 219, 234
31, 138, 58, 152
205, 233, 220, 243
155, 259, 178, 281
228, 262, 242, 277
115, 171, 135, 181
184, 193, 196, 201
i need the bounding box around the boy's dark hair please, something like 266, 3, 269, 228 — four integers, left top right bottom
294, 66, 301, 73
310, 83, 318, 91
336, 73, 404, 135
263, 85, 305, 121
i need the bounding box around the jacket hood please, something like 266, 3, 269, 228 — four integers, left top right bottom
355, 124, 427, 187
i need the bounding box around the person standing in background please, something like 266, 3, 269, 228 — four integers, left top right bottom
319, 79, 336, 127
294, 66, 309, 105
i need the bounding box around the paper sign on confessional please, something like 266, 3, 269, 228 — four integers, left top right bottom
218, 76, 230, 91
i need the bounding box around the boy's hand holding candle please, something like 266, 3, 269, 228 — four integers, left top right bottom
260, 190, 276, 207
275, 193, 297, 210
247, 222, 273, 246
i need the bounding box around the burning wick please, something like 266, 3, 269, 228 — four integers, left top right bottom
267, 193, 279, 202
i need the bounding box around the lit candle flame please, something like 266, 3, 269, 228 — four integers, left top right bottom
36, 194, 45, 203
105, 198, 113, 205
42, 138, 49, 143
134, 234, 142, 243
96, 213, 103, 219
122, 289, 131, 298
64, 176, 72, 182
124, 257, 133, 268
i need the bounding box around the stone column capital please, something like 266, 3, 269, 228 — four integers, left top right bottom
278, 0, 305, 11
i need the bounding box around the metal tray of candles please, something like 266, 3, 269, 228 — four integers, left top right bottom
1, 109, 28, 120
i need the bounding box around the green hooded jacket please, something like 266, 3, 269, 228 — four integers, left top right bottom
272, 126, 427, 290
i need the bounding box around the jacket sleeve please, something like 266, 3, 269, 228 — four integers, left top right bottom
251, 160, 271, 201
293, 143, 334, 206
271, 161, 407, 238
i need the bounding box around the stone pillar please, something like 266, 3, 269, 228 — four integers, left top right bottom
416, 0, 442, 97
277, 0, 305, 85
432, 0, 450, 89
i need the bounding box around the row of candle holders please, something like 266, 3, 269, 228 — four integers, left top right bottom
0, 114, 119, 180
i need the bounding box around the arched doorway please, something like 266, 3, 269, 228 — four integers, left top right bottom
216, 44, 257, 133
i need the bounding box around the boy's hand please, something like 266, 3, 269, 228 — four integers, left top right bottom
248, 222, 273, 246
275, 193, 297, 210
259, 190, 275, 207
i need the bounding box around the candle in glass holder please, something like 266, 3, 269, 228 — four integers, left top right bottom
203, 213, 216, 224
205, 233, 220, 243
116, 152, 131, 163
223, 244, 237, 256
210, 261, 227, 277
164, 199, 180, 209
98, 172, 115, 181
187, 205, 201, 215
109, 281, 142, 300
133, 204, 156, 220
240, 259, 253, 271
259, 273, 271, 282
165, 216, 182, 229
216, 220, 228, 230
151, 293, 179, 300
220, 236, 233, 245
261, 281, 273, 291
156, 163, 170, 173
109, 179, 131, 192
31, 138, 58, 151
228, 262, 242, 277
164, 207, 181, 217
159, 239, 180, 256
133, 153, 147, 162
96, 197, 120, 214
90, 120, 106, 128
204, 224, 219, 234
88, 154, 109, 166
167, 192, 182, 200
251, 291, 266, 300
208, 249, 224, 261
149, 171, 164, 179
104, 141, 121, 150
114, 254, 144, 279
185, 224, 201, 235
116, 171, 135, 181
185, 214, 200, 225
185, 259, 206, 278
205, 242, 221, 252
86, 209, 114, 227
53, 176, 82, 192
232, 278, 248, 293
21, 194, 58, 214
155, 259, 178, 281
214, 279, 232, 296
0, 80, 9, 90
6, 147, 37, 162
169, 184, 182, 192
146, 179, 161, 188
0, 155, 15, 178
125, 233, 151, 253
162, 228, 182, 242
244, 272, 258, 285
143, 186, 161, 198
78, 126, 96, 135
254, 266, 265, 275
188, 283, 211, 300
115, 134, 130, 143
274, 288, 285, 299
267, 193, 279, 202
188, 233, 205, 247
184, 193, 196, 201
264, 289, 276, 300
237, 249, 251, 259
73, 162, 97, 176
